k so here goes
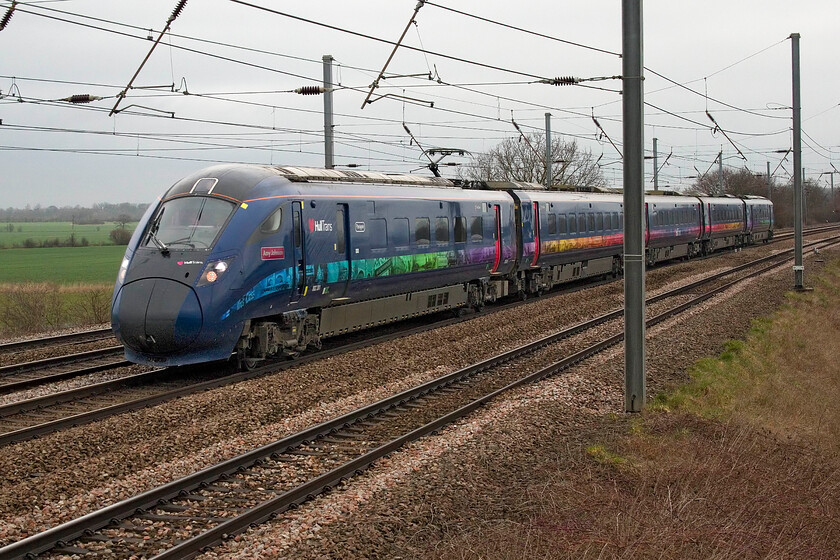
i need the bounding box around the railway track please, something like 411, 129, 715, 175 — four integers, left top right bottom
0, 231, 836, 449
0, 327, 114, 356
0, 346, 127, 394
4, 235, 838, 560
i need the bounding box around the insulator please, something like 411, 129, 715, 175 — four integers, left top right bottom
0, 2, 16, 31
169, 0, 187, 22
295, 86, 324, 96
552, 76, 578, 86
64, 94, 100, 104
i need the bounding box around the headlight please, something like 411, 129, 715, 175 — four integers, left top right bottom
197, 257, 234, 286
117, 256, 130, 284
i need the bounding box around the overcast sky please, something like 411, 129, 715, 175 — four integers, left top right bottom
1, 0, 837, 208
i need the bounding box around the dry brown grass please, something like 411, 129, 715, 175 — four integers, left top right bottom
0, 282, 112, 336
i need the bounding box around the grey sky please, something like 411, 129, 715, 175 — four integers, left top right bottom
0, 0, 837, 208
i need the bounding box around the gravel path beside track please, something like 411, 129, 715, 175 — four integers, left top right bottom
0, 237, 825, 550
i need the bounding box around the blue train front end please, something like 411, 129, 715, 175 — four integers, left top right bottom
111, 165, 272, 366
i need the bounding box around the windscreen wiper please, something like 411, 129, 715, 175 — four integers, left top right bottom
147, 208, 170, 254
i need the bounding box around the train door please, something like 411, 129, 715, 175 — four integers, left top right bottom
333, 203, 351, 299
290, 201, 305, 304
491, 204, 502, 273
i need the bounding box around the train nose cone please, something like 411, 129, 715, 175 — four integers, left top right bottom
115, 278, 203, 354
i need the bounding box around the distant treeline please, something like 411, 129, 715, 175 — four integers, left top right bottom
0, 202, 149, 224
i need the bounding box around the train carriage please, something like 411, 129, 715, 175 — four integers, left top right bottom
702, 196, 748, 252
742, 195, 774, 243
645, 195, 703, 264
510, 189, 625, 293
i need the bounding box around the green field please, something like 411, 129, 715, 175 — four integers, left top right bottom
0, 222, 138, 247
0, 245, 126, 285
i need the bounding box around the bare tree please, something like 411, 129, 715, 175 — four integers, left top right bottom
461, 134, 606, 189
690, 167, 773, 197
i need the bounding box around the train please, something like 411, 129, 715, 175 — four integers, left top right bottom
110, 164, 774, 368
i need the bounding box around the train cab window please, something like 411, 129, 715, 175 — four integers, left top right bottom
392, 218, 410, 247
415, 218, 431, 245
558, 214, 568, 234
369, 218, 387, 250
454, 217, 467, 243
469, 216, 483, 242
596, 212, 603, 231
435, 217, 450, 243
146, 196, 235, 250
259, 206, 283, 234
548, 214, 557, 235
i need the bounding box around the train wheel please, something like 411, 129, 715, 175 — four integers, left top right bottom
237, 352, 262, 371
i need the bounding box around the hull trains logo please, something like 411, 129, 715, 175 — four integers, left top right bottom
308, 218, 333, 233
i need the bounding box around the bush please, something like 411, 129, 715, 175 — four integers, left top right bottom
69, 287, 112, 324
109, 228, 132, 245
0, 283, 63, 335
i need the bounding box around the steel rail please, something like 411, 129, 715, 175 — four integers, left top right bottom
0, 327, 114, 354
0, 346, 123, 377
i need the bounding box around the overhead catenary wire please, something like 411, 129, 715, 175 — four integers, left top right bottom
423, 0, 621, 58
5, 2, 784, 145
227, 0, 552, 82
2, 3, 833, 191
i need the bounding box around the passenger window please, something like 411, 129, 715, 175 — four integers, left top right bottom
596, 212, 603, 231
336, 209, 345, 253
415, 218, 430, 245
469, 217, 483, 242
612, 212, 619, 230
260, 206, 283, 234
369, 218, 387, 249
588, 213, 595, 232
392, 218, 410, 247
568, 213, 577, 234
454, 217, 467, 243
548, 214, 556, 235
435, 217, 450, 243
558, 214, 567, 234
578, 214, 586, 233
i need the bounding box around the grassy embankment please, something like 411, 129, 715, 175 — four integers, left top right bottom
0, 245, 126, 337
437, 260, 840, 558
